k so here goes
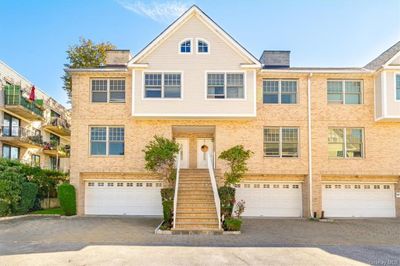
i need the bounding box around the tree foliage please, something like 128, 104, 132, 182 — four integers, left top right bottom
62, 37, 115, 100
142, 136, 180, 186
218, 145, 253, 186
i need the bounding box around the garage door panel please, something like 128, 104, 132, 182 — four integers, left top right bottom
85, 181, 162, 216
322, 183, 395, 218
236, 183, 302, 217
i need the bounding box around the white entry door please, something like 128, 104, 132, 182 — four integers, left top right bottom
197, 138, 214, 169
235, 182, 303, 217
322, 183, 396, 218
176, 138, 189, 169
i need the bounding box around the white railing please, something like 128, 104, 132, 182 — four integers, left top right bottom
172, 151, 181, 229
207, 152, 221, 229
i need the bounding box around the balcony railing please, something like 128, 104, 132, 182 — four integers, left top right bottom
3, 85, 44, 118
43, 117, 71, 136
43, 141, 70, 158
0, 126, 43, 147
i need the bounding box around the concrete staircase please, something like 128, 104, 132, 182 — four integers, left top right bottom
173, 169, 221, 233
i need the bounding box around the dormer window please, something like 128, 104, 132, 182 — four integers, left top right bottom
197, 39, 209, 54
180, 39, 191, 53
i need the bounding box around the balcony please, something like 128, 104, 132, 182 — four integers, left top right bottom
42, 141, 70, 158
43, 117, 71, 136
0, 126, 43, 148
3, 85, 44, 120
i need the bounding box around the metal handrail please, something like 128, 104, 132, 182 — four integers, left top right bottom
207, 152, 221, 229
46, 117, 71, 130
0, 126, 43, 145
172, 151, 181, 229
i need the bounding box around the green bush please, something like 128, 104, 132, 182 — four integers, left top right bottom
160, 188, 174, 228
224, 217, 242, 231
16, 182, 38, 214
218, 186, 236, 218
0, 162, 26, 216
218, 145, 253, 186
58, 183, 76, 216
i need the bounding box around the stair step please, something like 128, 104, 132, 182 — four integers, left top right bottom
178, 203, 216, 208
177, 213, 218, 218
178, 194, 214, 199
177, 207, 216, 212
171, 228, 223, 235
175, 220, 219, 225
177, 200, 215, 205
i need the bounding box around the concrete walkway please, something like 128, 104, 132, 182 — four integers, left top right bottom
1, 246, 367, 266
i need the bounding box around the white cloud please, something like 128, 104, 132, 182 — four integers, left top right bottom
117, 0, 190, 23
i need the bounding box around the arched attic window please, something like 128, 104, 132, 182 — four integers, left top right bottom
179, 39, 192, 53
197, 39, 209, 54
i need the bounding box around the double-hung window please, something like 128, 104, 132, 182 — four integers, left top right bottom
90, 126, 124, 156
396, 74, 400, 101
207, 72, 244, 99
91, 79, 125, 103
263, 79, 297, 104
144, 73, 181, 98
2, 144, 19, 160
2, 113, 20, 137
264, 127, 299, 157
328, 128, 364, 158
327, 80, 362, 104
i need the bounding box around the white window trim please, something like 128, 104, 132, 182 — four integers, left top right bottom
178, 38, 193, 54
263, 79, 298, 104
204, 70, 247, 101
142, 71, 184, 100
90, 78, 126, 103
327, 79, 364, 105
394, 73, 400, 102
263, 127, 300, 158
328, 127, 365, 159
89, 126, 125, 157
195, 38, 210, 54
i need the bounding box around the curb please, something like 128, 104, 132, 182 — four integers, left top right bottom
0, 214, 61, 221
154, 221, 173, 235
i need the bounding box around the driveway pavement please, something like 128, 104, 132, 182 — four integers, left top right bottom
0, 216, 399, 265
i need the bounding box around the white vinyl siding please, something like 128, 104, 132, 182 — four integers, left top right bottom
327, 80, 362, 104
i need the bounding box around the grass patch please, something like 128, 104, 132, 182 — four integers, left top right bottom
30, 208, 65, 215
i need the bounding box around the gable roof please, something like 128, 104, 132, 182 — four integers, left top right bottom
128, 5, 261, 67
364, 41, 400, 70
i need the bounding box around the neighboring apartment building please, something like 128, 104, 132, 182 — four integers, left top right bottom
0, 60, 71, 172
68, 6, 400, 228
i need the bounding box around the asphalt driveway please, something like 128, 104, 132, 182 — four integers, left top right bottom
0, 216, 399, 265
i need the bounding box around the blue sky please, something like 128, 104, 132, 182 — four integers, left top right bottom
0, 0, 399, 107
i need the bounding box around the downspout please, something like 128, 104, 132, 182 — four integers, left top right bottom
307, 73, 313, 217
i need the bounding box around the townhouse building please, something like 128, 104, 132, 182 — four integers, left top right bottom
68, 6, 400, 230
0, 60, 71, 172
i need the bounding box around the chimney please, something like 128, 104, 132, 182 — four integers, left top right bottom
260, 50, 290, 69
105, 50, 132, 66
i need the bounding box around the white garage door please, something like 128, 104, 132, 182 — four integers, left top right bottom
85, 181, 163, 216
235, 182, 303, 217
322, 183, 396, 218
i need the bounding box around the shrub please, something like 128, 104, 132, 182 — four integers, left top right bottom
224, 217, 242, 231
218, 186, 236, 218
0, 162, 26, 216
234, 200, 245, 218
58, 183, 76, 216
218, 145, 253, 186
16, 182, 38, 214
160, 188, 174, 228
143, 136, 180, 186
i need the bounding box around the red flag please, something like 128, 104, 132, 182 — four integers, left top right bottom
29, 86, 36, 101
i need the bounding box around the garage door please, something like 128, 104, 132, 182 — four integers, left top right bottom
322, 183, 396, 218
85, 181, 163, 216
235, 182, 303, 217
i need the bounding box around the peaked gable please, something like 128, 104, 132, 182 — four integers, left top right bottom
364, 41, 400, 70
128, 5, 261, 67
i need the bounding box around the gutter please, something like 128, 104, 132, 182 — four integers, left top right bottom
65, 68, 128, 73
307, 73, 313, 218
261, 69, 373, 74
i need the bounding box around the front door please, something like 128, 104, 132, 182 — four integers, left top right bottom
197, 138, 213, 169
176, 138, 189, 169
